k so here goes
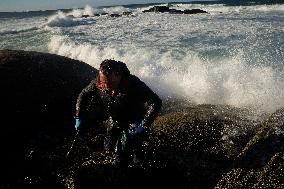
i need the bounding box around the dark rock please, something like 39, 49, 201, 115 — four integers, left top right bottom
122, 11, 132, 16
143, 6, 170, 13
0, 49, 97, 187
148, 101, 260, 188
215, 153, 284, 189
168, 9, 184, 14
237, 107, 284, 168
142, 6, 209, 14
184, 9, 209, 14
157, 99, 259, 158
215, 108, 284, 188
109, 13, 121, 18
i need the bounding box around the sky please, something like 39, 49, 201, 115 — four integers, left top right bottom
0, 0, 203, 12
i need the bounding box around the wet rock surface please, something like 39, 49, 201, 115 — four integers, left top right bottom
0, 49, 284, 189
215, 108, 284, 189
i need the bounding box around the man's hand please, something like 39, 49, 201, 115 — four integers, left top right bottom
129, 121, 145, 135
74, 118, 81, 130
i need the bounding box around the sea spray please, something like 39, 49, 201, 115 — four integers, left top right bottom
48, 34, 284, 113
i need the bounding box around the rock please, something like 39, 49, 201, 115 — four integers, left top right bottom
215, 108, 284, 188
237, 107, 284, 168
109, 13, 121, 18
142, 6, 209, 14
0, 49, 97, 186
143, 6, 170, 13
146, 101, 259, 188
122, 11, 132, 16
215, 153, 284, 189
184, 9, 209, 14
156, 99, 259, 158
81, 15, 90, 18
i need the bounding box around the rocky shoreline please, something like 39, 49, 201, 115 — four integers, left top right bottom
0, 49, 283, 188
70, 5, 209, 18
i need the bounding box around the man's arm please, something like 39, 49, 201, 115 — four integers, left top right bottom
75, 80, 97, 119
131, 75, 162, 128
141, 87, 162, 128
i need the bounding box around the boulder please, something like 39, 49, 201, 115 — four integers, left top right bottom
0, 49, 97, 186
184, 9, 208, 14
142, 6, 208, 14
142, 6, 170, 13
215, 108, 284, 188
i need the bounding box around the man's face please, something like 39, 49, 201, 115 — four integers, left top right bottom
99, 70, 122, 90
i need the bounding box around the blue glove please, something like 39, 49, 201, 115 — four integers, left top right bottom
129, 121, 145, 135
74, 118, 81, 130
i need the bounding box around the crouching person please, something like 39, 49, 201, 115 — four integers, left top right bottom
74, 59, 162, 166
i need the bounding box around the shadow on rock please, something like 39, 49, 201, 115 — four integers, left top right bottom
0, 49, 97, 188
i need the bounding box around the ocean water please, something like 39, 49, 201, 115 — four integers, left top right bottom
0, 2, 283, 114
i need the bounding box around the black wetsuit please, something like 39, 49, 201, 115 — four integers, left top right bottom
75, 74, 162, 153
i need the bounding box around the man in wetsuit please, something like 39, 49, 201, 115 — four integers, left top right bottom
74, 59, 162, 164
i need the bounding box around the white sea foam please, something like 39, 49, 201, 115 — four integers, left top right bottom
0, 16, 45, 35
46, 11, 77, 27
171, 3, 284, 14
0, 26, 38, 35
68, 4, 103, 17
48, 33, 284, 113
102, 6, 131, 14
